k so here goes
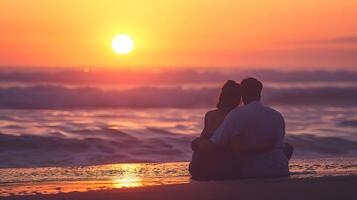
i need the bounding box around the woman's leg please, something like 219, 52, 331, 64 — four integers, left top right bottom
189, 151, 211, 180
189, 150, 235, 181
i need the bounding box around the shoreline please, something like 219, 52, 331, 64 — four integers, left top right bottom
1, 158, 357, 198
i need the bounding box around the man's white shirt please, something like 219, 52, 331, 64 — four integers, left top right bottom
210, 101, 289, 177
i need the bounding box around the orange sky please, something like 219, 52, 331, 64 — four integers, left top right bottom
0, 0, 357, 69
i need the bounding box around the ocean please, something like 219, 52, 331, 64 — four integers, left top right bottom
0, 105, 357, 168
0, 69, 357, 196
0, 69, 356, 168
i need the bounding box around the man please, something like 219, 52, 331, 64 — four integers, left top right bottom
190, 78, 291, 179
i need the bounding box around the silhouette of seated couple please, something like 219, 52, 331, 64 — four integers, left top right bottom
190, 78, 293, 180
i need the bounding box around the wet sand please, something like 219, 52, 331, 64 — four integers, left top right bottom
3, 175, 357, 200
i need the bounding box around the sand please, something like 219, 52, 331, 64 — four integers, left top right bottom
2, 175, 357, 200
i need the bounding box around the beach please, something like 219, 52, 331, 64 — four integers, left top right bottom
2, 173, 357, 200
1, 159, 357, 199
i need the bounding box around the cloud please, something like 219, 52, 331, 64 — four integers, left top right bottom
304, 36, 357, 44
328, 36, 357, 44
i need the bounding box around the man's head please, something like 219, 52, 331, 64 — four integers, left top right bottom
240, 77, 263, 105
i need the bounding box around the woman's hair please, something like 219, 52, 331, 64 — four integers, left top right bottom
216, 80, 241, 112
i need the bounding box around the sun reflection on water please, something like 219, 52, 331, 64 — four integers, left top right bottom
112, 164, 143, 188
113, 177, 143, 188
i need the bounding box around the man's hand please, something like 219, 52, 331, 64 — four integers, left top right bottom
192, 137, 219, 154
191, 137, 201, 151
197, 139, 219, 154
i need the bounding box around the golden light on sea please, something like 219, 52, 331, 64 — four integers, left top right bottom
112, 164, 143, 188
113, 177, 143, 188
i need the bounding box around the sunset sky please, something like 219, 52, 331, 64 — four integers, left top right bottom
0, 0, 356, 69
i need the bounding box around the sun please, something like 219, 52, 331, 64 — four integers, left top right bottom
112, 34, 134, 55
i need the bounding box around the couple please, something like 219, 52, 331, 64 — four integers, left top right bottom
189, 78, 293, 180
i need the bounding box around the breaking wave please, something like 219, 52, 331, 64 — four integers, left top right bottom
0, 84, 356, 109
1, 131, 356, 168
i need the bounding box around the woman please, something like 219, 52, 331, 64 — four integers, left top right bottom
191, 80, 241, 150
189, 80, 242, 180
